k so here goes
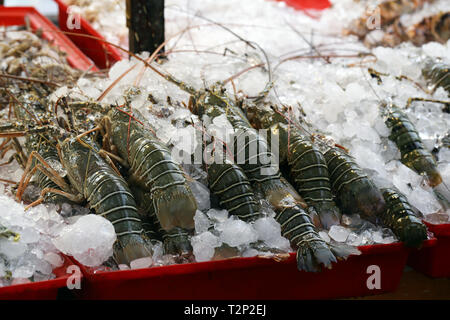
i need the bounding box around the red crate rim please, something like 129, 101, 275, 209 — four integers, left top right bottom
423, 220, 450, 237
0, 6, 97, 71
71, 241, 414, 282
0, 256, 76, 297
0, 6, 91, 297
53, 0, 123, 61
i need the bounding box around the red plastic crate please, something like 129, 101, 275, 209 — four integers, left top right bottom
71, 242, 409, 300
0, 6, 96, 71
408, 222, 450, 278
53, 0, 123, 69
0, 256, 79, 300
0, 5, 94, 300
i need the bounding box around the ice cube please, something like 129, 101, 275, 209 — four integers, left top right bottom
0, 240, 27, 260
319, 231, 331, 243
408, 186, 442, 215
19, 227, 40, 244
242, 248, 259, 257
194, 210, 211, 234
52, 214, 116, 267
12, 265, 35, 279
118, 264, 130, 270
206, 208, 228, 223
130, 257, 152, 269
191, 231, 222, 262
44, 252, 64, 268
217, 219, 258, 247
328, 225, 350, 242
189, 181, 211, 212
252, 217, 290, 250
346, 232, 363, 246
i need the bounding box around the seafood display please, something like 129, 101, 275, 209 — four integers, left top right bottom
0, 0, 449, 287
243, 103, 342, 229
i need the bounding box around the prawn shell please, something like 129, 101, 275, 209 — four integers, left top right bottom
108, 108, 197, 231
381, 188, 427, 248
385, 105, 442, 187
207, 160, 261, 221
60, 137, 151, 264
324, 147, 386, 221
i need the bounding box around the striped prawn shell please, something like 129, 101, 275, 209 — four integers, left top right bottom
192, 90, 340, 271
201, 100, 306, 209
324, 147, 386, 221
275, 204, 324, 248
422, 58, 450, 95
108, 108, 197, 231
380, 188, 427, 248
60, 137, 150, 263
385, 104, 442, 187
286, 130, 341, 228
27, 138, 68, 204
207, 160, 261, 222
131, 185, 193, 255
131, 185, 162, 241
233, 126, 283, 187
275, 203, 339, 272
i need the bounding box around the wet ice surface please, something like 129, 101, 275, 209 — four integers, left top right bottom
52, 0, 450, 265
2, 0, 449, 272
0, 194, 81, 286
53, 214, 116, 267
0, 176, 117, 285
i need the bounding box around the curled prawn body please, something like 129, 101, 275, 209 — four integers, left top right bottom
105, 107, 197, 231
207, 159, 262, 222
384, 103, 443, 187
380, 188, 427, 248
59, 137, 151, 265
190, 88, 305, 211
324, 147, 386, 222
189, 88, 358, 272
243, 103, 342, 229
131, 185, 193, 256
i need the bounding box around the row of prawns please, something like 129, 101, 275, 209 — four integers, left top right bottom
1, 26, 449, 272
116, 44, 450, 270
71, 46, 449, 271
0, 28, 199, 266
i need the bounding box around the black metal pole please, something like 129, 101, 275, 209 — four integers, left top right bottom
126, 0, 165, 56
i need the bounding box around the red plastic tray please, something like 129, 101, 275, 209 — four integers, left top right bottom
71, 242, 409, 300
0, 6, 94, 300
53, 0, 331, 69
0, 6, 96, 71
408, 221, 450, 278
53, 0, 123, 69
0, 256, 78, 300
